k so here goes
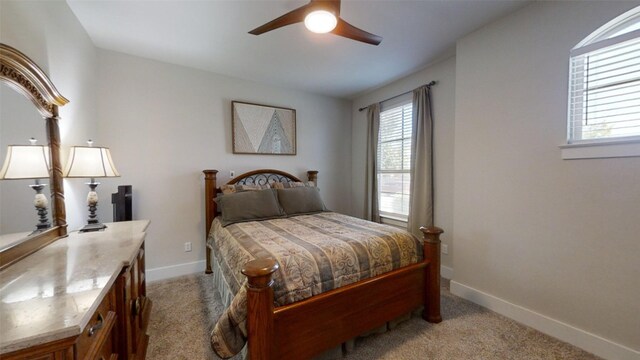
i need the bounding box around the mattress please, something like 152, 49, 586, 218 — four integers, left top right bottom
208, 212, 422, 358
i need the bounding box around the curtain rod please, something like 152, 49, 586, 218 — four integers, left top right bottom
358, 81, 437, 112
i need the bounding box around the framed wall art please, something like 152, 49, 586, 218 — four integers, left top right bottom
232, 101, 296, 155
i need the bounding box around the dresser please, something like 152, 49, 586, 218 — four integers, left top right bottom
0, 220, 152, 360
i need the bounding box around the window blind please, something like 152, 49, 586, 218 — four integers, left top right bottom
377, 96, 412, 219
568, 27, 640, 142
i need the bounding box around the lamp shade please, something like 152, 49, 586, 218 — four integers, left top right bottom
0, 145, 50, 179
63, 146, 120, 178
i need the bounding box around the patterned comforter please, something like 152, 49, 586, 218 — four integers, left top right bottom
208, 212, 423, 358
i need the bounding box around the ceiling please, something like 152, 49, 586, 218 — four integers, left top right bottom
67, 0, 528, 99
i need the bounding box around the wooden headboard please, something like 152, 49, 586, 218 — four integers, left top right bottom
202, 169, 318, 273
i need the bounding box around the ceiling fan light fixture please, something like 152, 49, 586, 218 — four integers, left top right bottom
304, 10, 337, 33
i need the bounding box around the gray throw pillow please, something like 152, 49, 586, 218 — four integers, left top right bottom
276, 187, 327, 215
216, 189, 285, 226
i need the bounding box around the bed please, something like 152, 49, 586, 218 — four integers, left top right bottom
203, 169, 442, 360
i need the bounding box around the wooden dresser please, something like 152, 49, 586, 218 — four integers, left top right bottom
0, 220, 152, 360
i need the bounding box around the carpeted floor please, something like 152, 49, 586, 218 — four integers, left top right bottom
146, 274, 600, 360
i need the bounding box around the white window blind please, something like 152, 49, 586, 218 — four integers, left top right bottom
568, 9, 640, 144
377, 96, 412, 220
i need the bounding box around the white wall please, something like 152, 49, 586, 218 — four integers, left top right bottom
453, 1, 640, 357
351, 56, 456, 271
95, 50, 352, 272
0, 0, 98, 233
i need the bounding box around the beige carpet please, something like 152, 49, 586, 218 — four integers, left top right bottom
146, 274, 600, 360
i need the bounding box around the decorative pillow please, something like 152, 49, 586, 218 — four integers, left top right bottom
216, 189, 285, 226
270, 181, 315, 189
220, 183, 271, 194
276, 187, 327, 215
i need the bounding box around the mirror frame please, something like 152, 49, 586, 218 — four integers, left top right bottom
0, 43, 69, 270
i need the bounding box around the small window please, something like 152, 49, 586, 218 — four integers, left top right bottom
377, 96, 412, 220
566, 6, 640, 156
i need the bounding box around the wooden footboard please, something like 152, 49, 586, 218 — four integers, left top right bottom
242, 227, 443, 360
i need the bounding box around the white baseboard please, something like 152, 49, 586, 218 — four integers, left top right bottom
147, 260, 206, 283
450, 281, 639, 360
441, 265, 453, 280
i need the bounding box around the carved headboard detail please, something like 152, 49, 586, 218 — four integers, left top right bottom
228, 169, 303, 186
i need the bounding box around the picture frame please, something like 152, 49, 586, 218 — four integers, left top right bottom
232, 101, 296, 155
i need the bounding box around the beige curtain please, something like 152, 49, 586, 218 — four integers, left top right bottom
365, 103, 381, 223
407, 86, 434, 238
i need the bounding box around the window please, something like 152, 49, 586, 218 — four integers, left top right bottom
564, 6, 640, 159
377, 96, 412, 220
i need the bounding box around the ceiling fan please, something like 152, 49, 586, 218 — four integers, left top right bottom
249, 0, 382, 46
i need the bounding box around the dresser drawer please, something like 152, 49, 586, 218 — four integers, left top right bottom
76, 287, 116, 360
96, 330, 117, 360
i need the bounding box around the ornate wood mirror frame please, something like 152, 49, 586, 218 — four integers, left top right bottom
0, 43, 69, 269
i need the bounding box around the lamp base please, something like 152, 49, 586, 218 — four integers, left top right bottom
80, 180, 106, 233
79, 223, 107, 232
30, 182, 51, 235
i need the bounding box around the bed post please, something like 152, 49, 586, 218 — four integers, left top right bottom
307, 170, 318, 185
203, 170, 218, 274
242, 258, 279, 360
420, 226, 443, 323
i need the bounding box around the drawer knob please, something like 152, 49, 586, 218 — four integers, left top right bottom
88, 313, 104, 337
131, 297, 141, 316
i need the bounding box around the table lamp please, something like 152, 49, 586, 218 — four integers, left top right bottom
0, 138, 51, 234
63, 140, 119, 232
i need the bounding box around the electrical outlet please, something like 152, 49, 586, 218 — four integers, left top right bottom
441, 244, 448, 255
184, 242, 192, 252
230, 170, 235, 177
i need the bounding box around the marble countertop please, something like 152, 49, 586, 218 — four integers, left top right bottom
0, 220, 150, 354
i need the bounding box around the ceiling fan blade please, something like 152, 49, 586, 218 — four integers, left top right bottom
331, 18, 382, 45
249, 3, 310, 35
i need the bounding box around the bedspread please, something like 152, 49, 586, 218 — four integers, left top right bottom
208, 212, 422, 358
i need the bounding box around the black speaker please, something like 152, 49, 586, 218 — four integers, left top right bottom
111, 185, 132, 222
